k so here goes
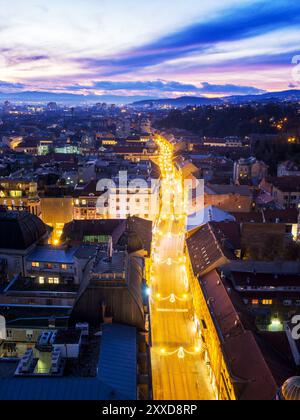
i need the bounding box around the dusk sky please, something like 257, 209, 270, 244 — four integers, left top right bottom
0, 0, 300, 99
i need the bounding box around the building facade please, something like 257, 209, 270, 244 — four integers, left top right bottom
0, 179, 41, 216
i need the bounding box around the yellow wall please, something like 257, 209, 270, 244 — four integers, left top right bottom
187, 257, 236, 400
41, 197, 74, 245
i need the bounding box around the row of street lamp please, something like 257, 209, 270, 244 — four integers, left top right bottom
150, 135, 203, 360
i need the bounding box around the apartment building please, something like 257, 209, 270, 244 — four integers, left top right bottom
25, 245, 97, 286
0, 178, 41, 216
260, 177, 300, 209
73, 178, 159, 222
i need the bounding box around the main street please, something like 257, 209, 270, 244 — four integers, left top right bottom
149, 135, 214, 400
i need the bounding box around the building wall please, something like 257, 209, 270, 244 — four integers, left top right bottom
74, 187, 159, 222
260, 179, 300, 209
187, 258, 236, 400
0, 180, 41, 216
5, 327, 45, 344
0, 248, 32, 278
41, 197, 74, 244
0, 293, 74, 307
274, 188, 300, 209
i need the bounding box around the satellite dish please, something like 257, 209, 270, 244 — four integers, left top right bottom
0, 315, 6, 340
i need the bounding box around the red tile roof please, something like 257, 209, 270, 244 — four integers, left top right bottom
201, 270, 282, 400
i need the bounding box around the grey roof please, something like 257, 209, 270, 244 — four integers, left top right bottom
0, 304, 71, 328
92, 252, 127, 275
98, 323, 137, 400
27, 246, 78, 264
186, 223, 232, 277
0, 377, 128, 400
0, 323, 137, 400
205, 184, 253, 196
222, 260, 300, 275
187, 205, 235, 230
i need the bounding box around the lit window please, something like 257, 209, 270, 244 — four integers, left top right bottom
9, 190, 22, 198
54, 278, 59, 284
48, 278, 54, 284
61, 264, 67, 270
32, 262, 40, 268
39, 277, 45, 284
262, 300, 273, 306
252, 299, 259, 306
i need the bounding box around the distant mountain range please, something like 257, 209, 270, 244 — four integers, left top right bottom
131, 90, 300, 107
0, 91, 156, 105
1, 89, 300, 106
131, 96, 222, 107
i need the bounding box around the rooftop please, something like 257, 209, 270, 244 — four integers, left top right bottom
222, 260, 300, 275
265, 176, 300, 192
230, 271, 300, 288
92, 252, 127, 277
54, 329, 82, 345
0, 305, 71, 328
186, 223, 234, 277
200, 270, 292, 400
62, 219, 126, 245
0, 323, 137, 400
27, 246, 78, 264
98, 323, 137, 400
206, 184, 253, 197
5, 275, 79, 294
232, 209, 298, 224
0, 211, 49, 250
187, 205, 235, 231
210, 221, 242, 251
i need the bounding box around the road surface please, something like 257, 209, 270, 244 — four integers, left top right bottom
149, 136, 214, 400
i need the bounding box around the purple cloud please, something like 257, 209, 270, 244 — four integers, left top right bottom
76, 1, 300, 76
69, 80, 264, 96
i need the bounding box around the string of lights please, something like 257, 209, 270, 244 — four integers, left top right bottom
159, 346, 202, 359
150, 293, 191, 303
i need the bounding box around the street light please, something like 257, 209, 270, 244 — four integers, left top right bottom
178, 347, 185, 359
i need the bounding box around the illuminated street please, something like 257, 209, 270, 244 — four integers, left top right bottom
150, 135, 214, 400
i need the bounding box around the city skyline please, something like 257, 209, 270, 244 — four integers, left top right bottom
0, 0, 300, 100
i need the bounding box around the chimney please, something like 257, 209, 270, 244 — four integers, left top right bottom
48, 316, 56, 329
101, 301, 106, 322
107, 237, 113, 262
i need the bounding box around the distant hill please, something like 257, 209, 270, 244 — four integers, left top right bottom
132, 90, 300, 107
131, 96, 223, 107
1, 89, 300, 106
0, 91, 156, 105
224, 89, 300, 103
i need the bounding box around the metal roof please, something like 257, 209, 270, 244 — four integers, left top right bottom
27, 246, 78, 263
0, 211, 48, 250
0, 323, 137, 400
187, 205, 235, 230
0, 377, 128, 400
98, 323, 137, 400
